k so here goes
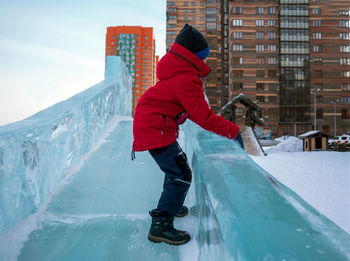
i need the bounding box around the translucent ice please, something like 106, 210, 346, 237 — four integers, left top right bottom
0, 56, 132, 235
182, 121, 350, 260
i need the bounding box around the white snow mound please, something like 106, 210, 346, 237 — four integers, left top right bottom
267, 137, 303, 153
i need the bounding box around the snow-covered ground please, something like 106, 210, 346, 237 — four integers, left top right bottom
250, 137, 350, 235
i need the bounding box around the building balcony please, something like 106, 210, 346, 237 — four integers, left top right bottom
280, 36, 309, 41
281, 61, 308, 67
280, 48, 309, 54
280, 10, 308, 16
280, 0, 308, 3
280, 22, 309, 29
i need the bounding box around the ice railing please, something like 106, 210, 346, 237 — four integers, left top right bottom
182, 122, 350, 260
0, 56, 132, 235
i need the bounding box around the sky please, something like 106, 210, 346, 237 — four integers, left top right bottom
0, 0, 166, 126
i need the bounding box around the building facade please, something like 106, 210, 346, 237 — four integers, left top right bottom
105, 26, 156, 113
166, 0, 229, 113
228, 0, 350, 137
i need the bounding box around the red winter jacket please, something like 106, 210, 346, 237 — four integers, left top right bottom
132, 42, 240, 151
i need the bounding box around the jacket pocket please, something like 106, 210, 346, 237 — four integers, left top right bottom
161, 115, 177, 135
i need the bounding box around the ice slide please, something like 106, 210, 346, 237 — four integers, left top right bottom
0, 57, 350, 260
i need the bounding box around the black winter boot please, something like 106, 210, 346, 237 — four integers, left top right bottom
175, 206, 189, 217
148, 210, 191, 245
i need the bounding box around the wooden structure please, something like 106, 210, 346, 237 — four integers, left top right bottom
222, 93, 265, 129
222, 94, 266, 156
298, 131, 331, 151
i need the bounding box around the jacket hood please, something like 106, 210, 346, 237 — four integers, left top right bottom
156, 43, 211, 81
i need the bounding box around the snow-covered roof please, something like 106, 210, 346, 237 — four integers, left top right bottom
298, 130, 330, 138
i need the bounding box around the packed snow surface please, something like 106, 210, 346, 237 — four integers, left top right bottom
251, 151, 350, 235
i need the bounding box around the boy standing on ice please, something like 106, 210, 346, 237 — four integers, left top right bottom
132, 24, 244, 245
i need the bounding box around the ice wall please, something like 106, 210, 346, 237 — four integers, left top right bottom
182, 122, 350, 260
0, 56, 132, 235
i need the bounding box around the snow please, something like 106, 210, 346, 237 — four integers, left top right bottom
251, 151, 350, 235
298, 130, 321, 138
266, 136, 303, 153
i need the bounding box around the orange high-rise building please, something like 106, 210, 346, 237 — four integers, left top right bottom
105, 26, 156, 113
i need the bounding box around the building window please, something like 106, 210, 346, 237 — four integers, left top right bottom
235, 108, 244, 120
340, 58, 350, 65
341, 97, 350, 104
340, 46, 350, 53
312, 8, 321, 15
184, 2, 188, 6
232, 82, 243, 90
339, 10, 350, 16
256, 70, 265, 77
232, 70, 243, 78
339, 20, 350, 28
191, 16, 196, 21
167, 1, 175, 6
256, 19, 264, 27
268, 70, 277, 78
268, 57, 277, 64
232, 57, 243, 64
256, 32, 264, 39
268, 45, 276, 52
232, 7, 242, 14
341, 71, 350, 78
341, 109, 350, 119
313, 83, 323, 90
268, 7, 276, 15
257, 96, 265, 103
257, 57, 265, 64
268, 83, 277, 90
232, 19, 243, 26
257, 83, 265, 90
313, 32, 322, 40
312, 20, 322, 27
256, 7, 264, 15
340, 33, 350, 40
169, 7, 176, 12
267, 20, 276, 27
256, 44, 264, 52
200, 1, 205, 6
341, 84, 350, 91
313, 45, 322, 52
191, 9, 196, 13
313, 57, 323, 64
316, 109, 323, 119
191, 2, 196, 6
169, 15, 176, 20
268, 32, 276, 39
232, 44, 243, 51
232, 31, 243, 39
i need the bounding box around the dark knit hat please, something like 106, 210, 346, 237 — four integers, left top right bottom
175, 24, 209, 60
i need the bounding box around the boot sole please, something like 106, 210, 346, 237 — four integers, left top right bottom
148, 234, 190, 245
175, 212, 188, 218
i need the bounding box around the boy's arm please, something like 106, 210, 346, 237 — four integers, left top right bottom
175, 77, 240, 140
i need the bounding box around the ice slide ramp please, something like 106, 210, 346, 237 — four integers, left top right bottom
1, 56, 350, 260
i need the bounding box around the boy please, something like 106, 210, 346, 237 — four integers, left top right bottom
132, 24, 244, 245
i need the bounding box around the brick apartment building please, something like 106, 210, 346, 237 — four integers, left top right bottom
229, 0, 350, 137
166, 0, 229, 113
166, 0, 350, 137
105, 26, 156, 113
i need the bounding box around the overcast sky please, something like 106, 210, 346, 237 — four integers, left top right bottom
0, 0, 166, 126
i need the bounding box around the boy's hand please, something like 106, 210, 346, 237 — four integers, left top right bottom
235, 132, 245, 150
